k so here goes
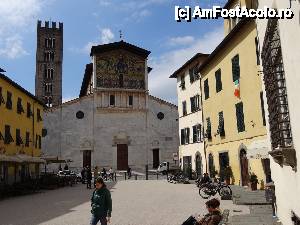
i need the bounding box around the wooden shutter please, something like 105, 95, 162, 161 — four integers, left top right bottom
232, 55, 240, 82
215, 69, 222, 93
181, 129, 185, 145
204, 79, 209, 100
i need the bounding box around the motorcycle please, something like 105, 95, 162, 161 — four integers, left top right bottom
198, 178, 232, 199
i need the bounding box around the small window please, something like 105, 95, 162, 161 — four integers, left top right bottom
76, 111, 84, 119
193, 124, 202, 143
128, 95, 133, 106
16, 129, 23, 146
157, 112, 164, 120
182, 101, 187, 116
179, 76, 185, 90
6, 91, 12, 110
37, 109, 42, 122
204, 79, 209, 100
236, 102, 245, 132
190, 95, 200, 113
0, 87, 5, 106
25, 132, 30, 147
215, 69, 222, 93
27, 103, 32, 118
17, 98, 24, 114
4, 125, 14, 145
110, 95, 115, 106
232, 54, 240, 82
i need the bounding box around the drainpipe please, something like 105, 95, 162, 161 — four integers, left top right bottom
199, 74, 208, 173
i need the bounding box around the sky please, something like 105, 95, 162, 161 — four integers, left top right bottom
0, 0, 227, 104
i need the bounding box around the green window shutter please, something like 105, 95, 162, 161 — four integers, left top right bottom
235, 102, 245, 132
204, 79, 209, 100
232, 55, 240, 82
215, 69, 222, 93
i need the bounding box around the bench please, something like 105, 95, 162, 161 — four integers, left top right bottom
219, 209, 230, 225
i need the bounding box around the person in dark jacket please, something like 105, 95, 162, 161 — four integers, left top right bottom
90, 177, 112, 225
87, 166, 92, 189
197, 198, 222, 225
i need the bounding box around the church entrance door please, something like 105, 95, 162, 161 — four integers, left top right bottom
83, 150, 91, 168
152, 149, 159, 169
117, 144, 128, 170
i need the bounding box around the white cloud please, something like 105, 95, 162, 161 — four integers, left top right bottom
169, 36, 195, 46
0, 35, 28, 59
101, 28, 115, 44
0, 0, 47, 59
148, 28, 224, 104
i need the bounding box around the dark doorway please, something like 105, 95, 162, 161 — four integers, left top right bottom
195, 154, 202, 178
117, 144, 128, 170
240, 149, 249, 186
152, 148, 160, 169
183, 156, 192, 179
83, 150, 91, 168
262, 158, 272, 183
219, 152, 229, 182
208, 153, 214, 178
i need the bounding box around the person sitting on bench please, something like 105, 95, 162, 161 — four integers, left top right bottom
197, 198, 222, 225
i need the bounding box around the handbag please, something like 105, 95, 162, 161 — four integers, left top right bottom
182, 215, 198, 225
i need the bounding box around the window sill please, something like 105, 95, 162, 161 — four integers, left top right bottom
269, 147, 297, 171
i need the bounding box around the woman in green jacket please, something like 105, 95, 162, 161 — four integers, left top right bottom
90, 177, 112, 225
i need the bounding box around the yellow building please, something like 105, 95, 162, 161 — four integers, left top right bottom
0, 70, 45, 185
198, 1, 271, 186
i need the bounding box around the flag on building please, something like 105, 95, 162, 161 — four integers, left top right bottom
234, 79, 240, 98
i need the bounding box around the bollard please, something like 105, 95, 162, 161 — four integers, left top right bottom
114, 172, 117, 181
135, 174, 137, 180
145, 165, 148, 180
156, 173, 159, 180
124, 172, 127, 180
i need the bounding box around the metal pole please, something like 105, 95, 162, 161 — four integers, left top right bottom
124, 172, 127, 180
145, 165, 148, 180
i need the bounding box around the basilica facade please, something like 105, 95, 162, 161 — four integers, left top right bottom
42, 41, 179, 171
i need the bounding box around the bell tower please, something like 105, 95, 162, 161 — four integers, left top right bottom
35, 20, 63, 107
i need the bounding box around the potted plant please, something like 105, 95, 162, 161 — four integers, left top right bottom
223, 166, 233, 185
249, 173, 259, 191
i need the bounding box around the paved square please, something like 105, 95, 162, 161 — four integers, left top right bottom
0, 180, 250, 225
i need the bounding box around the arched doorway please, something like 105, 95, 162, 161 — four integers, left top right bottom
195, 154, 202, 178
208, 153, 214, 178
240, 149, 249, 186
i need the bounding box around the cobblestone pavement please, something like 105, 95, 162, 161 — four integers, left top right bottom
0, 180, 250, 225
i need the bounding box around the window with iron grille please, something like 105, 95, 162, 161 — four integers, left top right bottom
4, 125, 14, 145
182, 101, 187, 116
27, 103, 33, 118
215, 69, 222, 93
206, 117, 212, 140
193, 124, 202, 143
16, 129, 23, 146
190, 95, 200, 113
0, 87, 5, 106
260, 92, 266, 126
179, 75, 185, 90
235, 102, 245, 132
218, 111, 225, 136
189, 67, 199, 83
37, 109, 42, 122
25, 132, 30, 147
232, 54, 240, 82
261, 18, 295, 168
17, 98, 24, 114
204, 79, 209, 100
6, 91, 12, 110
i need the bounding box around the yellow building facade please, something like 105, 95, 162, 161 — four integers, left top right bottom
0, 72, 45, 184
199, 4, 271, 186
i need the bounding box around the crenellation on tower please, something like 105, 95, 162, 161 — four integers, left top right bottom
35, 20, 63, 107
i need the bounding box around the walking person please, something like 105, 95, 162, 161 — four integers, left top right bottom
101, 168, 107, 181
108, 167, 114, 181
90, 177, 112, 225
127, 167, 131, 179
87, 166, 92, 189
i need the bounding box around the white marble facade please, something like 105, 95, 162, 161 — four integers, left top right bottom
42, 42, 179, 172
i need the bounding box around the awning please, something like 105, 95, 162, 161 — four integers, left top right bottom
0, 154, 22, 163
15, 154, 46, 164
247, 139, 270, 159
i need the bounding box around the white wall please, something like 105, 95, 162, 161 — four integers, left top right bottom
257, 1, 300, 224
